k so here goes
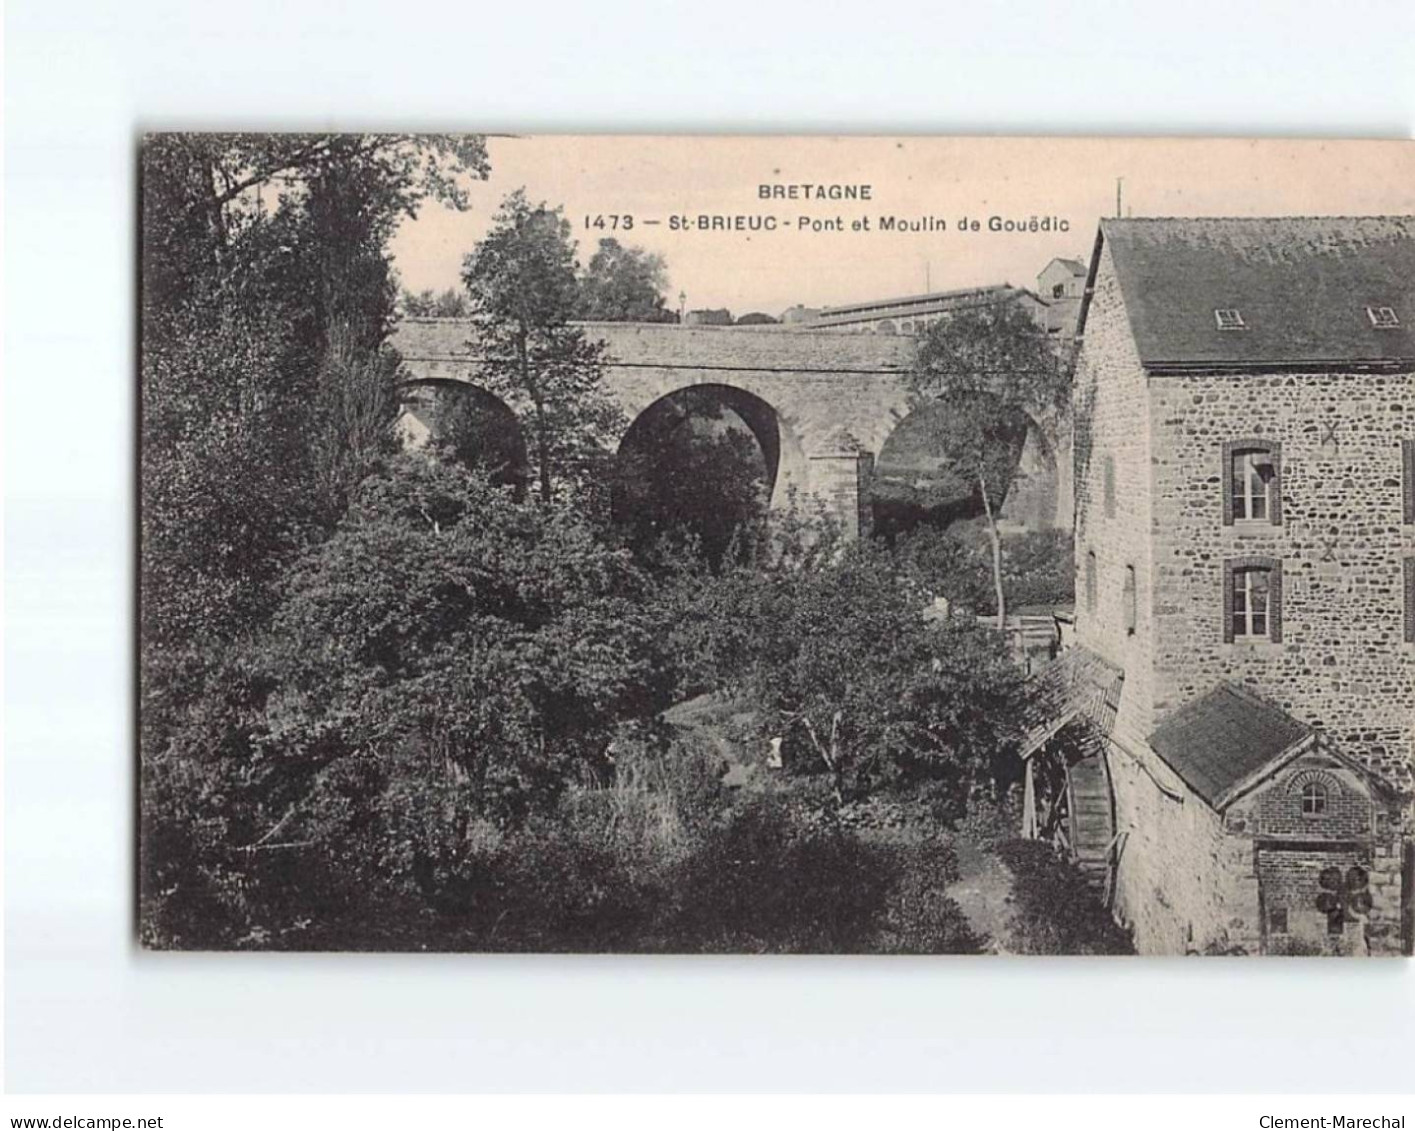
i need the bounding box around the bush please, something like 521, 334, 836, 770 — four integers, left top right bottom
995, 838, 1134, 955
891, 525, 1074, 616
872, 840, 984, 954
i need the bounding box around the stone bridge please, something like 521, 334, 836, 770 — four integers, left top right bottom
390, 319, 1071, 538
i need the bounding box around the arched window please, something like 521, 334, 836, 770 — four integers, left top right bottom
1301, 781, 1328, 816
1085, 550, 1098, 612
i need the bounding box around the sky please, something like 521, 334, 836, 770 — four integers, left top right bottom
388, 136, 1415, 319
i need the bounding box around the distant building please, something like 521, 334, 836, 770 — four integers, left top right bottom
1035, 256, 1088, 338
791, 258, 1088, 341
1022, 216, 1415, 956
779, 304, 822, 324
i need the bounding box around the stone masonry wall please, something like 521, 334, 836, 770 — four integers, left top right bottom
1238, 752, 1404, 955
1147, 369, 1415, 794
1070, 241, 1243, 954
1253, 762, 1372, 841
1107, 742, 1260, 954
1073, 241, 1159, 743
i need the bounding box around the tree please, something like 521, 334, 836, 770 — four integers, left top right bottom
679, 537, 1025, 805
462, 191, 624, 505
140, 134, 491, 643
401, 288, 438, 317
143, 456, 676, 944
141, 133, 489, 323
575, 237, 675, 322
908, 299, 1069, 628
402, 287, 470, 318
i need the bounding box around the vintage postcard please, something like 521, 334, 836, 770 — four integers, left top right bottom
139, 135, 1415, 956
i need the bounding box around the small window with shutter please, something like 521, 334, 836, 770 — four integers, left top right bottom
1123, 564, 1137, 635
1224, 556, 1283, 643
1223, 439, 1282, 526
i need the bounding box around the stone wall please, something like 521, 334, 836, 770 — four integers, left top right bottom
1253, 762, 1373, 841
1146, 369, 1415, 791
1240, 752, 1404, 955
1072, 241, 1159, 744
1107, 740, 1260, 954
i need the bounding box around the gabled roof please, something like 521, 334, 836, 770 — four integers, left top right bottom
1091, 216, 1415, 372
1017, 646, 1124, 761
1148, 682, 1314, 809
1047, 257, 1088, 276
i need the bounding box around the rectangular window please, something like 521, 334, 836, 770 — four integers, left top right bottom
1085, 551, 1097, 612
1224, 557, 1283, 643
1367, 305, 1400, 329
1269, 908, 1288, 935
1223, 440, 1282, 526
1214, 308, 1246, 330
1232, 450, 1268, 521
1123, 564, 1137, 635
1232, 568, 1269, 638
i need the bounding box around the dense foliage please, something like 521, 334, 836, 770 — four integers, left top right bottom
995, 838, 1135, 955
906, 300, 1070, 624
669, 528, 1029, 806
893, 526, 1075, 616
574, 237, 677, 323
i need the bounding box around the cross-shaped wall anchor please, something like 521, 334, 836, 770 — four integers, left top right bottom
1319, 419, 1341, 451
1320, 537, 1340, 563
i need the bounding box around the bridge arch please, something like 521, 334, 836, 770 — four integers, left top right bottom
869, 393, 1060, 539
397, 379, 530, 493
611, 383, 811, 563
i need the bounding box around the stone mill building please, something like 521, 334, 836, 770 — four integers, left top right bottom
1024, 216, 1415, 955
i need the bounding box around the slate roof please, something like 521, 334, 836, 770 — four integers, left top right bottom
1147, 682, 1313, 809
1051, 257, 1088, 275
1096, 216, 1415, 371
1017, 646, 1125, 761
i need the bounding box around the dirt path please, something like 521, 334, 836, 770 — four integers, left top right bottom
949, 839, 1014, 954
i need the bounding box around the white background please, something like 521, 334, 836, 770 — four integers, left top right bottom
5, 0, 1415, 1095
